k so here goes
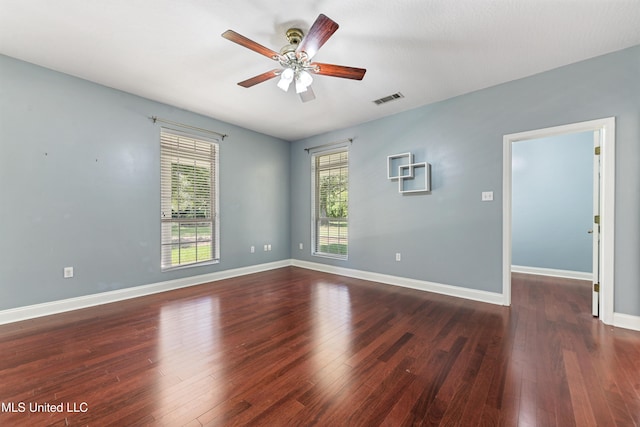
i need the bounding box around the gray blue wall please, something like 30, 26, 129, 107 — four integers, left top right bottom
2, 45, 639, 318
290, 45, 640, 317
512, 131, 593, 273
0, 54, 291, 310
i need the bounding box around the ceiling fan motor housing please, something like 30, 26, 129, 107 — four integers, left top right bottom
280, 28, 304, 57
286, 28, 303, 45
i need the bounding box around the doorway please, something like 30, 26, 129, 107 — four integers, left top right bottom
502, 118, 615, 324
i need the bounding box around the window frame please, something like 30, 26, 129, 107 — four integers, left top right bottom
160, 127, 220, 271
311, 145, 350, 260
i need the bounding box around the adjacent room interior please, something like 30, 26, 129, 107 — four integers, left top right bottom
1, 1, 639, 425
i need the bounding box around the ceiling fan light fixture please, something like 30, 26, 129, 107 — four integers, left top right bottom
295, 70, 313, 93
295, 80, 307, 94
277, 68, 294, 91
277, 77, 292, 92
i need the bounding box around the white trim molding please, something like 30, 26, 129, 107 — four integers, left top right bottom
0, 260, 291, 325
503, 117, 615, 325
0, 259, 503, 326
3, 259, 638, 332
511, 265, 592, 281
292, 260, 504, 305
613, 313, 640, 332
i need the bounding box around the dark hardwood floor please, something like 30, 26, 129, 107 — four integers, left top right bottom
0, 267, 639, 426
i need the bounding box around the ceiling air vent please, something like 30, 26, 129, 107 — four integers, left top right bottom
373, 92, 404, 105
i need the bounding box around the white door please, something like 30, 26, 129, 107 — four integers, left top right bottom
591, 130, 601, 317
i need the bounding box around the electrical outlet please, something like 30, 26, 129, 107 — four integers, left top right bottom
267, 244, 272, 251
264, 244, 268, 251
395, 253, 401, 261
63, 267, 74, 278
299, 243, 303, 250
250, 246, 255, 253
482, 191, 494, 201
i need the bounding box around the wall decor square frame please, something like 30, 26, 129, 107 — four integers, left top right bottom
387, 153, 413, 179
398, 162, 431, 193
387, 152, 431, 194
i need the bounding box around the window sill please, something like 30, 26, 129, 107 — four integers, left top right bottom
161, 259, 220, 272
312, 252, 348, 261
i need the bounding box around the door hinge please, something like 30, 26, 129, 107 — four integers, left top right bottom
595, 146, 601, 155
594, 215, 600, 224
594, 283, 600, 292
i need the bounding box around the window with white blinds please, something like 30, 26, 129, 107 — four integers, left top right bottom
312, 148, 349, 259
160, 129, 219, 270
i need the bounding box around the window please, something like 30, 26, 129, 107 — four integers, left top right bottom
312, 148, 349, 259
160, 129, 219, 270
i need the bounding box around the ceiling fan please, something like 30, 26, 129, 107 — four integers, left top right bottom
222, 14, 366, 102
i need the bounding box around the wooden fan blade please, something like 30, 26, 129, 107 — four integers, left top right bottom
238, 69, 280, 88
296, 14, 339, 60
222, 30, 280, 60
311, 63, 366, 80
299, 86, 316, 103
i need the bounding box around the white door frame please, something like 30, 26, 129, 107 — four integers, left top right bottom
502, 117, 615, 324
592, 130, 601, 317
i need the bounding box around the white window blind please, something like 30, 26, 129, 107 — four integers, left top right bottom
160, 129, 219, 270
312, 148, 349, 259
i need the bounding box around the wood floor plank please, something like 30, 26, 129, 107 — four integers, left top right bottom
563, 349, 598, 426
1, 268, 639, 426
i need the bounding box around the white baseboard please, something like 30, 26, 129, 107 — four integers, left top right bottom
511, 265, 592, 281
5, 259, 633, 331
613, 312, 640, 332
292, 260, 504, 306
0, 260, 291, 325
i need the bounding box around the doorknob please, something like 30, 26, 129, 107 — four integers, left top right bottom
588, 229, 594, 234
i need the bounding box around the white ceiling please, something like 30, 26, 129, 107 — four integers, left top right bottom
1, 1, 640, 141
